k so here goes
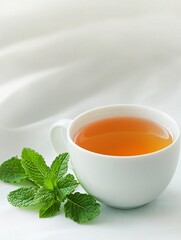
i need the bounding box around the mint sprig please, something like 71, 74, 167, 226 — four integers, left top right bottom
0, 148, 101, 223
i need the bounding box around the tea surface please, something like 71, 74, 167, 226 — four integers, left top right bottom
74, 117, 173, 156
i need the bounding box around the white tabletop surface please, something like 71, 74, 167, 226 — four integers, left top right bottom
0, 0, 181, 239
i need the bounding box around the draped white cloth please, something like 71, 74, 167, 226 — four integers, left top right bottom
0, 0, 181, 239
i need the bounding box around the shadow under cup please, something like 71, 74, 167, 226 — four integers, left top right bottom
60, 105, 181, 208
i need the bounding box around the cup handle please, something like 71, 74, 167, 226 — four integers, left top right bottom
50, 119, 72, 154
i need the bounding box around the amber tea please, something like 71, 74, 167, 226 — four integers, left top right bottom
74, 117, 173, 156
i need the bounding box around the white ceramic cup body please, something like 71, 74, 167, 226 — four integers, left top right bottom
50, 105, 180, 209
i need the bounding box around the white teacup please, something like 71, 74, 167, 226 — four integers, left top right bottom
50, 105, 180, 209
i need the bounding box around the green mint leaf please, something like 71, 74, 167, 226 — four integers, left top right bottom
57, 174, 79, 202
39, 201, 60, 218
50, 153, 69, 183
44, 171, 56, 190
64, 193, 101, 223
34, 188, 55, 205
21, 148, 50, 186
8, 187, 39, 207
0, 157, 26, 183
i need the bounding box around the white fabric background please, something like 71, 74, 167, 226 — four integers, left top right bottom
0, 0, 181, 239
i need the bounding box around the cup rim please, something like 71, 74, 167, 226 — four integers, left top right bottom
67, 104, 181, 159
